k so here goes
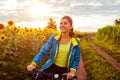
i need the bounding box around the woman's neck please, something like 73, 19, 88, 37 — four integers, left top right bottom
60, 33, 71, 44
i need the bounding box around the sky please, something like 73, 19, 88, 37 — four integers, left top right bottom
0, 0, 120, 32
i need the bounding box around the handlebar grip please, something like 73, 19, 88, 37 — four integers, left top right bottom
61, 75, 77, 80
32, 69, 36, 72
73, 76, 77, 78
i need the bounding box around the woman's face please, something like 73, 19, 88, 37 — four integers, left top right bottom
60, 19, 72, 33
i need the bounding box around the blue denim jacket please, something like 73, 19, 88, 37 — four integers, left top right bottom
32, 33, 80, 72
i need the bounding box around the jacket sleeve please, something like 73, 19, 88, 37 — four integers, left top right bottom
32, 35, 54, 65
70, 41, 80, 71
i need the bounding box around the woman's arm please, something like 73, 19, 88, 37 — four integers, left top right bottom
70, 42, 80, 71
32, 35, 54, 65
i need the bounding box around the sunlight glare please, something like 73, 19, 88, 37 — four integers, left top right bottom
28, 4, 50, 18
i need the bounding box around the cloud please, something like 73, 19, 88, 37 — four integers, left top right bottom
0, 0, 120, 31
1, 0, 120, 20
66, 0, 120, 16
0, 0, 31, 22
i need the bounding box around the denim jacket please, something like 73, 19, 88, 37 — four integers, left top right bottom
32, 33, 80, 72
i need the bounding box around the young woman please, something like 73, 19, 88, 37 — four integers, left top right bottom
27, 16, 80, 80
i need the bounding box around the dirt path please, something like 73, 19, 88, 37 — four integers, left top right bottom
76, 37, 88, 80
76, 53, 87, 80
87, 37, 120, 71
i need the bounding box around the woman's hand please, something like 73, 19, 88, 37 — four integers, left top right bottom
66, 70, 75, 79
27, 64, 36, 71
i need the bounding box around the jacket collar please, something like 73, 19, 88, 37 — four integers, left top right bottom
54, 33, 79, 46
54, 33, 61, 40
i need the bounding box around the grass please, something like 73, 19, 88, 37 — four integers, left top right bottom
80, 38, 120, 80
91, 37, 120, 63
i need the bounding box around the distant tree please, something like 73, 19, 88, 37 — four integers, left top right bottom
46, 18, 57, 29
115, 18, 120, 26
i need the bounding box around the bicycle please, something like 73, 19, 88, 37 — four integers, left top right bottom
32, 69, 77, 80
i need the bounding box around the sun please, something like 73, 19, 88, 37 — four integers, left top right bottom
28, 4, 50, 18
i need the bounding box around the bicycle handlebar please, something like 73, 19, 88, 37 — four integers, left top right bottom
32, 69, 77, 80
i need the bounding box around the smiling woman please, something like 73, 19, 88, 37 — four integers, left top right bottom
28, 4, 50, 18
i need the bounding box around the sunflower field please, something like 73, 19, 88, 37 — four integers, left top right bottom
0, 20, 59, 80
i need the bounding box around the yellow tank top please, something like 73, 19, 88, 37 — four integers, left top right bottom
54, 41, 71, 67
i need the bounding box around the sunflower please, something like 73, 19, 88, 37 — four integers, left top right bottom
0, 34, 7, 41
25, 29, 29, 33
41, 35, 46, 41
29, 28, 33, 32
11, 26, 19, 33
22, 32, 25, 34
8, 20, 14, 26
13, 27, 19, 33
37, 29, 42, 34
0, 24, 5, 30
38, 36, 41, 39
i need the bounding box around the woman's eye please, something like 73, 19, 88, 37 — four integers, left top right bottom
64, 22, 68, 25
60, 22, 68, 25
